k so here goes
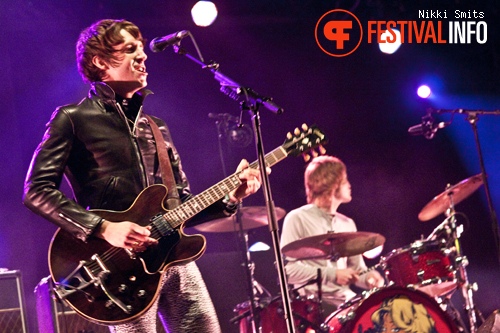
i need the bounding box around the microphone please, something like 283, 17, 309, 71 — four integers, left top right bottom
208, 113, 240, 123
149, 30, 190, 52
408, 115, 449, 139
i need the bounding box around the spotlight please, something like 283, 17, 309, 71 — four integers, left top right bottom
249, 242, 270, 252
363, 245, 383, 259
191, 1, 218, 27
378, 29, 401, 54
417, 85, 432, 98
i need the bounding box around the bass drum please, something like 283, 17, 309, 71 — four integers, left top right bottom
325, 286, 458, 333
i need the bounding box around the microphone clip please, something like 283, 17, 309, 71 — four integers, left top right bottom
408, 112, 451, 140
421, 114, 437, 139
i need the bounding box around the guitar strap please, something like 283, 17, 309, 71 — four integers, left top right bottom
145, 114, 181, 209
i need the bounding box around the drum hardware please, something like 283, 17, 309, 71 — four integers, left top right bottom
324, 286, 459, 332
321, 174, 485, 332
281, 232, 386, 261
333, 309, 356, 327
442, 202, 483, 333
234, 212, 272, 332
230, 300, 257, 326
417, 176, 487, 332
194, 206, 286, 233
289, 269, 324, 307
433, 295, 471, 333
331, 289, 377, 327
266, 293, 326, 333
336, 288, 374, 311
232, 268, 327, 332
233, 294, 325, 333
418, 174, 483, 222
195, 206, 286, 332
379, 238, 458, 298
281, 231, 386, 331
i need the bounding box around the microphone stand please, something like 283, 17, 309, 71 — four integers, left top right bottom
211, 117, 259, 331
432, 108, 500, 264
169, 44, 294, 332
243, 101, 295, 333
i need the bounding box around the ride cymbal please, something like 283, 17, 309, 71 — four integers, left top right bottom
282, 231, 385, 261
194, 206, 286, 233
418, 174, 483, 222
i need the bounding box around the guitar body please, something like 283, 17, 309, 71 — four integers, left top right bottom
47, 125, 327, 325
49, 184, 206, 325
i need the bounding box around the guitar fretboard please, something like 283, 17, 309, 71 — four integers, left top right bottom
164, 146, 288, 229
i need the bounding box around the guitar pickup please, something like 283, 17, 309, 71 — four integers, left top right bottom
150, 214, 175, 237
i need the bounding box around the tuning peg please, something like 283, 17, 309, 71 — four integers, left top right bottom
302, 153, 311, 162
294, 127, 300, 136
311, 149, 319, 158
286, 132, 292, 139
319, 145, 326, 155
301, 124, 308, 131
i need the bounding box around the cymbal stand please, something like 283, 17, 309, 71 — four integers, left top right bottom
432, 108, 500, 262
210, 91, 268, 332
234, 207, 272, 332
445, 190, 481, 333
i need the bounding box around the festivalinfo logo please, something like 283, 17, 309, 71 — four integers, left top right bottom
315, 9, 488, 57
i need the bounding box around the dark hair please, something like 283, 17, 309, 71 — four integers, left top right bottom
76, 19, 143, 83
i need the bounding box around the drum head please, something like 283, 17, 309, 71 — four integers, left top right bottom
326, 286, 458, 333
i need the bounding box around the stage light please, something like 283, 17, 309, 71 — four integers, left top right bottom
249, 242, 270, 252
363, 245, 383, 259
378, 29, 401, 54
417, 85, 432, 98
191, 1, 218, 27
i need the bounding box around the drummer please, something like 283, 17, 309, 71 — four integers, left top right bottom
280, 155, 385, 314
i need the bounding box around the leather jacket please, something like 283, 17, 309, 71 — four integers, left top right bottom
23, 82, 234, 241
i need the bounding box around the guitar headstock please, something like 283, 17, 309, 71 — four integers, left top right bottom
283, 124, 328, 162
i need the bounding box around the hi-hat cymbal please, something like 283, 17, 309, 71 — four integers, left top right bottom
282, 232, 385, 261
194, 206, 286, 233
418, 174, 483, 222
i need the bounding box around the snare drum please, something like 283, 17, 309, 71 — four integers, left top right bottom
325, 286, 458, 332
234, 296, 322, 333
380, 239, 457, 297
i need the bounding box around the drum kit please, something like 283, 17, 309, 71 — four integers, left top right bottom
195, 174, 485, 333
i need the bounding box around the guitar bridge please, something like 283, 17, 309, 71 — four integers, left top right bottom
53, 260, 98, 300
54, 255, 132, 314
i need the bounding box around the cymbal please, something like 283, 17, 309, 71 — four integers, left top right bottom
193, 206, 286, 233
418, 174, 483, 222
282, 232, 386, 261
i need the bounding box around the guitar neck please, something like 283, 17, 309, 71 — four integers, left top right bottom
164, 146, 288, 229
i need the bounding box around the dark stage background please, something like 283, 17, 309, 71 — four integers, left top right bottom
1, 1, 500, 332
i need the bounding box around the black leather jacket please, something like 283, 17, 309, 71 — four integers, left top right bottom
23, 82, 234, 241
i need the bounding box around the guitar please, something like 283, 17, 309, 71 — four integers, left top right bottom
48, 125, 327, 325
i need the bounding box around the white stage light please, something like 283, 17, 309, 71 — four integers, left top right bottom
191, 1, 218, 27
379, 29, 401, 54
363, 245, 384, 259
417, 85, 432, 98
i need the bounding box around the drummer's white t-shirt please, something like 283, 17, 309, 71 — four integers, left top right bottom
280, 204, 370, 307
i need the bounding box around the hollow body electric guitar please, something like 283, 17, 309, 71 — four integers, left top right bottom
48, 125, 327, 325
